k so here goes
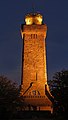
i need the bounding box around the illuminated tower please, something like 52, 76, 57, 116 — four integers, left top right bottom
20, 13, 53, 112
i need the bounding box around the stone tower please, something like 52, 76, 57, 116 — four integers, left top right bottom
20, 13, 53, 112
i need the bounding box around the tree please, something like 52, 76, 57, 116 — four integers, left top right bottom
0, 75, 19, 118
49, 70, 68, 115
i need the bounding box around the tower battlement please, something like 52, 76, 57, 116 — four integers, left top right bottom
21, 25, 47, 39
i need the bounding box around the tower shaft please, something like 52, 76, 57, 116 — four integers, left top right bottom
21, 25, 47, 95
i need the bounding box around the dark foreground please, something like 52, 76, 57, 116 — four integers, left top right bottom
0, 111, 68, 120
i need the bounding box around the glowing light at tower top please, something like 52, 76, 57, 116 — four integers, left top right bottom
25, 13, 43, 25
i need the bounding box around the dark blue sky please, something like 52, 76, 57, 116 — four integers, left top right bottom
0, 0, 68, 85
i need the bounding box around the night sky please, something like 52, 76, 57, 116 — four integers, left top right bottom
0, 0, 68, 85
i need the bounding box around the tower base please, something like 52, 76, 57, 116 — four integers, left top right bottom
20, 105, 53, 114
20, 84, 54, 114
20, 95, 53, 114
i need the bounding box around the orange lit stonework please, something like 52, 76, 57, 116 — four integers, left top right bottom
20, 13, 53, 112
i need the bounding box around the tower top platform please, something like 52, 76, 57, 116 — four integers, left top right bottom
25, 13, 43, 25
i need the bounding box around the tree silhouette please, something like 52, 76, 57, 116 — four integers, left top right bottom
0, 75, 19, 119
49, 70, 68, 115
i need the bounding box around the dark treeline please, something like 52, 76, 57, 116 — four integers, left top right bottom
0, 76, 20, 119
48, 69, 68, 118
0, 69, 68, 119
